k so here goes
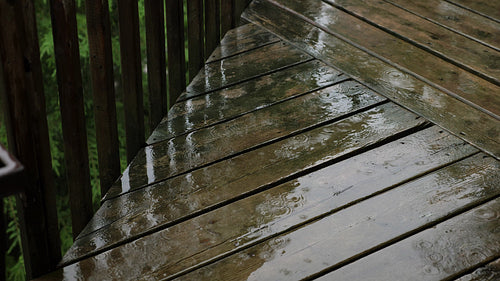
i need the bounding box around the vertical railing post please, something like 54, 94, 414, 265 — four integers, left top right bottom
166, 0, 186, 106
117, 0, 145, 163
187, 0, 204, 82
145, 0, 168, 130
221, 0, 235, 36
205, 0, 221, 57
85, 0, 121, 195
49, 0, 93, 238
0, 0, 61, 278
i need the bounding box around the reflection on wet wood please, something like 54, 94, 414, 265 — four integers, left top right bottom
455, 258, 500, 281
243, 0, 500, 159
206, 23, 280, 63
178, 41, 312, 101
147, 60, 346, 144
323, 0, 500, 86
319, 198, 500, 281
65, 127, 473, 266
447, 0, 500, 22
178, 154, 500, 281
268, 0, 500, 118
387, 0, 500, 50
105, 81, 387, 199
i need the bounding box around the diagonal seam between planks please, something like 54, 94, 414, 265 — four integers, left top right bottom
445, 0, 500, 24
147, 75, 350, 145
384, 0, 500, 52
64, 108, 430, 267
321, 0, 500, 87
164, 150, 481, 281
263, 0, 500, 121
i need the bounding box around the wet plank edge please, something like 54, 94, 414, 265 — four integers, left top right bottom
269, 0, 500, 120
105, 92, 389, 201
446, 0, 500, 23
67, 104, 429, 265
177, 41, 313, 102
243, 0, 500, 159
176, 154, 500, 281
147, 61, 348, 144
322, 0, 500, 87
385, 0, 500, 52
206, 23, 281, 63
316, 196, 500, 281
455, 258, 500, 281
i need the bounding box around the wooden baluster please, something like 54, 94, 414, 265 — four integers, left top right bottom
117, 0, 145, 163
49, 0, 93, 238
166, 0, 186, 106
85, 0, 121, 195
187, 0, 204, 82
205, 0, 221, 57
145, 0, 167, 130
221, 0, 234, 36
0, 0, 61, 277
234, 0, 250, 26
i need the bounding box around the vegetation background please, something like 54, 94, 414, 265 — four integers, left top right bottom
0, 0, 187, 279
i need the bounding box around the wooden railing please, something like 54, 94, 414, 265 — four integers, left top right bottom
0, 0, 251, 279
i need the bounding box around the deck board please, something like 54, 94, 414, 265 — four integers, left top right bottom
243, 0, 500, 159
37, 1, 500, 280
147, 60, 347, 144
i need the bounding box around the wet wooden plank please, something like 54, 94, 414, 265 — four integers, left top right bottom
270, 0, 500, 119
105, 81, 387, 199
206, 23, 281, 63
455, 258, 500, 281
147, 60, 347, 144
323, 0, 500, 86
52, 104, 426, 276
447, 0, 500, 22
178, 154, 500, 281
178, 42, 312, 101
88, 105, 430, 240
64, 126, 476, 270
243, 0, 500, 159
319, 197, 500, 281
387, 0, 500, 50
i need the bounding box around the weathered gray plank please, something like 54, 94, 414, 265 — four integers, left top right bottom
269, 0, 500, 118
178, 154, 500, 281
63, 127, 476, 275
322, 0, 500, 86
147, 60, 347, 144
455, 259, 500, 281
206, 23, 280, 63
387, 0, 500, 50
243, 0, 500, 159
105, 81, 386, 199
178, 41, 312, 101
319, 198, 500, 281
48, 103, 426, 278
447, 0, 500, 22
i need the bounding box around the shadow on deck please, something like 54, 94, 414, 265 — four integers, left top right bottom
37, 0, 500, 280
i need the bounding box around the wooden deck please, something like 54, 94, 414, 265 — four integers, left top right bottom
36, 0, 499, 280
